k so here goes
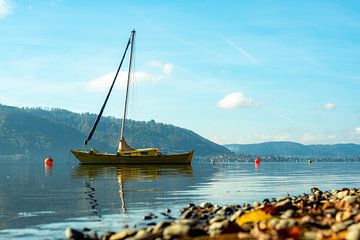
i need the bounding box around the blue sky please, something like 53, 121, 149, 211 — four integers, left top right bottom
1, 0, 360, 144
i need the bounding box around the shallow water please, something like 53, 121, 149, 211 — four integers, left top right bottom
0, 158, 359, 239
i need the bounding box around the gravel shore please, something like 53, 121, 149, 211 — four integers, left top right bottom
65, 187, 360, 240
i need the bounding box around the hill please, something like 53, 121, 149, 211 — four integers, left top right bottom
225, 141, 360, 157
0, 104, 229, 159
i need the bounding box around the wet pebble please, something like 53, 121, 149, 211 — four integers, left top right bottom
65, 227, 84, 240
163, 223, 190, 239
109, 230, 136, 240
281, 209, 295, 219
346, 229, 360, 240
199, 202, 213, 208
143, 213, 157, 220
343, 195, 358, 205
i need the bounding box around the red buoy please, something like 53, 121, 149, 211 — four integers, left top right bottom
44, 157, 53, 166
254, 157, 261, 164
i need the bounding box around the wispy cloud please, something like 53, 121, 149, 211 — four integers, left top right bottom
86, 61, 173, 92
217, 92, 258, 109
323, 102, 336, 110
220, 36, 279, 73
0, 0, 13, 18
274, 113, 297, 124
221, 36, 259, 65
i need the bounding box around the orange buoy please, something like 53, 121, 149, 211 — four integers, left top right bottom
44, 157, 53, 166
254, 157, 261, 164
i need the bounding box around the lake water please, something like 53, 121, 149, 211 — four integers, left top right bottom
0, 157, 359, 239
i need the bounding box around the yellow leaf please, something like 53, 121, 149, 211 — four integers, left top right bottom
236, 209, 272, 226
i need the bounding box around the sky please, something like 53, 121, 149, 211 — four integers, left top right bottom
1, 0, 360, 145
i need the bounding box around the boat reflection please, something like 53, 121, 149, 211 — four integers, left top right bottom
72, 165, 193, 213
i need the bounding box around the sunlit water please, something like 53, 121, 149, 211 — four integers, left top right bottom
0, 158, 359, 239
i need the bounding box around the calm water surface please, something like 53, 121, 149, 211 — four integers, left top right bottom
0, 158, 359, 239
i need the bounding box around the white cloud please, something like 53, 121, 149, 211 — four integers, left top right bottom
323, 102, 336, 110
162, 63, 173, 75
86, 61, 174, 92
86, 71, 159, 92
148, 61, 173, 75
356, 127, 360, 135
0, 0, 12, 18
217, 92, 257, 109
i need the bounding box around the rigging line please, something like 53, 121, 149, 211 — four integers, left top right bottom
84, 35, 132, 146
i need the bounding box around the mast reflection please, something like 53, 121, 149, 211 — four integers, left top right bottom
72, 165, 193, 213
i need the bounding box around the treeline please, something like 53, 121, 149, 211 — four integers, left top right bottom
0, 104, 229, 160
225, 141, 360, 158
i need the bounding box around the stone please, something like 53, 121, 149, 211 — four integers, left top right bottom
65, 227, 84, 240
216, 209, 226, 216
132, 229, 153, 240
309, 194, 316, 202
209, 215, 226, 224
274, 219, 295, 230
109, 230, 136, 240
336, 211, 352, 222
274, 199, 293, 213
101, 231, 116, 240
338, 190, 350, 199
180, 209, 198, 219
223, 206, 234, 214
303, 231, 320, 240
152, 221, 171, 234
311, 187, 322, 195
238, 232, 255, 239
276, 196, 288, 202
253, 201, 260, 208
208, 220, 229, 236
324, 208, 337, 217
199, 202, 213, 208
187, 203, 195, 208
281, 209, 295, 219
343, 196, 358, 205
177, 219, 197, 226
332, 220, 354, 233
350, 223, 360, 230
143, 213, 157, 220
346, 229, 360, 240
229, 209, 244, 223
163, 223, 190, 239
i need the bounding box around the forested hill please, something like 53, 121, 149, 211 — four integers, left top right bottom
225, 141, 360, 157
0, 104, 229, 159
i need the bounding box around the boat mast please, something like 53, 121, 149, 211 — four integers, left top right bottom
119, 30, 135, 149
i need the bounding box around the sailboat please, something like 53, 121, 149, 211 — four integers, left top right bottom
71, 30, 194, 164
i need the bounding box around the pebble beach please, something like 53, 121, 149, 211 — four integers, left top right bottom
65, 187, 360, 240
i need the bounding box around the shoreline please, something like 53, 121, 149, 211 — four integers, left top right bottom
65, 187, 360, 240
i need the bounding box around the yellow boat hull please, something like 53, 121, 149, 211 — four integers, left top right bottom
71, 150, 194, 165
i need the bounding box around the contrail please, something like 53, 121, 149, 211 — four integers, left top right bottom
221, 36, 259, 65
